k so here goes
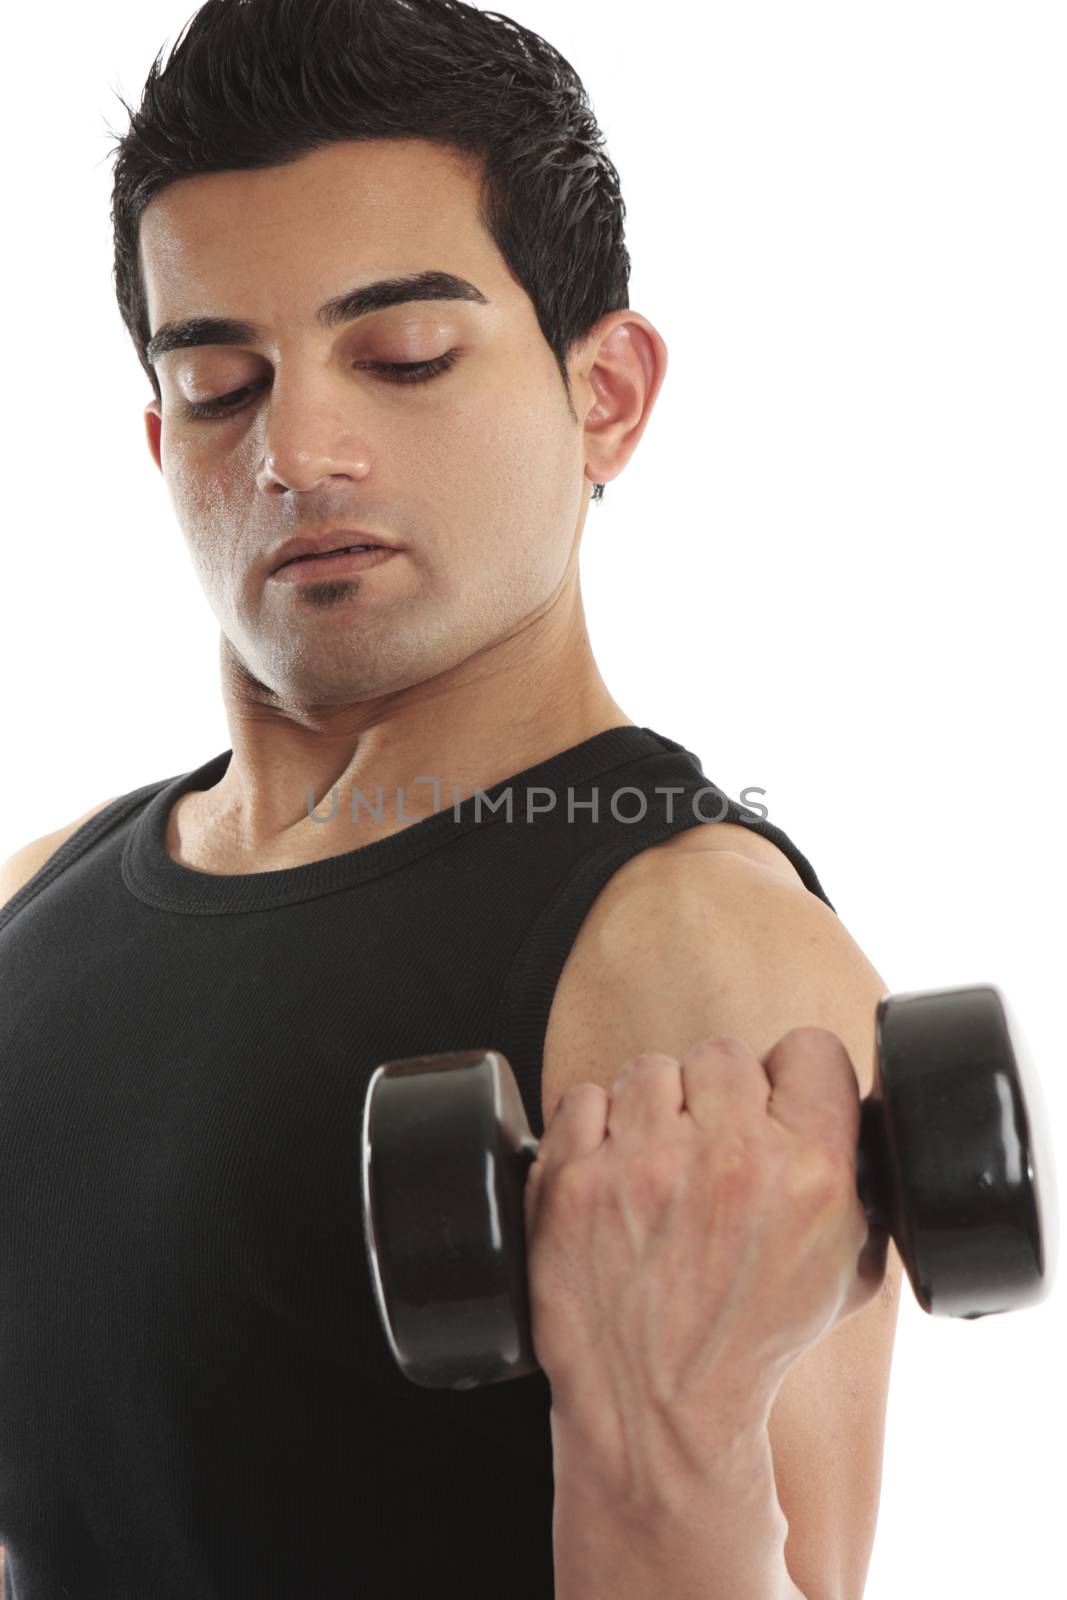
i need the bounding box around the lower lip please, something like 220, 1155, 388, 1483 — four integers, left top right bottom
271, 547, 401, 583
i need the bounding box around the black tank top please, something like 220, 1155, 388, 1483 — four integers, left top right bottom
0, 725, 833, 1598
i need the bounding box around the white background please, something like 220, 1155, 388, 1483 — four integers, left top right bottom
2, 3, 1064, 1594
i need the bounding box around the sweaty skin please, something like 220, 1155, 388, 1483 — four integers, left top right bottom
139, 137, 670, 874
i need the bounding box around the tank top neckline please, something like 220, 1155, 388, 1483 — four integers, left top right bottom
121, 724, 688, 916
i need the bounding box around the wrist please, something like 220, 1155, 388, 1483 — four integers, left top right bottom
548, 1374, 780, 1517
549, 1392, 778, 1522
550, 1410, 800, 1600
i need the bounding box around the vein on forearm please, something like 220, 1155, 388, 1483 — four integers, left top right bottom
551, 1416, 810, 1600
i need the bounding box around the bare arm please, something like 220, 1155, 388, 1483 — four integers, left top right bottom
553, 1415, 806, 1600
542, 850, 900, 1599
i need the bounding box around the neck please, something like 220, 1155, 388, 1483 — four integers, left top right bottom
179, 589, 633, 871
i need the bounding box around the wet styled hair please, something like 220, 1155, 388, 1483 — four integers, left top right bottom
107, 0, 634, 504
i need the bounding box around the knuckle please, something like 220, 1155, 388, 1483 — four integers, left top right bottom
690, 1034, 751, 1060
684, 1037, 758, 1086
619, 1051, 677, 1078
713, 1034, 752, 1055
631, 1150, 680, 1209
561, 1080, 609, 1106
787, 1144, 852, 1207
547, 1157, 597, 1213
785, 1024, 840, 1047
611, 1054, 678, 1094
768, 1025, 850, 1067
706, 1132, 759, 1193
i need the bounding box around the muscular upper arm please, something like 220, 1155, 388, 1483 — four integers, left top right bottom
542, 848, 903, 1600
0, 796, 118, 912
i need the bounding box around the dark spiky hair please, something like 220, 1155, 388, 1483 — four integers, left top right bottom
106, 0, 634, 504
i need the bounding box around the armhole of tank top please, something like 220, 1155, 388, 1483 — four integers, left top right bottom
723, 809, 837, 911
491, 810, 834, 1139
490, 823, 704, 1137
0, 784, 165, 936
491, 839, 646, 1138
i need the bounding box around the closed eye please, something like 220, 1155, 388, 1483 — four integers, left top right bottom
179, 351, 461, 422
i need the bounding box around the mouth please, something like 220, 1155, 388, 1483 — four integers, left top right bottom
276, 542, 381, 572
269, 532, 401, 574
269, 545, 402, 585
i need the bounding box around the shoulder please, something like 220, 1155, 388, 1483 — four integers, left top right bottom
645, 819, 808, 887
0, 796, 119, 913
542, 843, 888, 1126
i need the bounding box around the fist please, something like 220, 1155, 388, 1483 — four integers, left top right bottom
523, 1028, 889, 1486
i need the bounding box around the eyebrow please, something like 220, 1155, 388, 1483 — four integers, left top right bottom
145, 269, 490, 367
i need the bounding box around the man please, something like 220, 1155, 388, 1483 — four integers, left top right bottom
0, 2, 901, 1595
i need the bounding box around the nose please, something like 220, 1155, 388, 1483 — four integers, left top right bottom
255, 377, 374, 494
257, 441, 373, 495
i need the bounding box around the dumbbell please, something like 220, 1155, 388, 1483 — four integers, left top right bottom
361, 984, 1058, 1390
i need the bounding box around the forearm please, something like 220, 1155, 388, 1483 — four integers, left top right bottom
551, 1411, 807, 1600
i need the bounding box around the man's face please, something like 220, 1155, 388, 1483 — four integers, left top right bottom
140, 138, 597, 713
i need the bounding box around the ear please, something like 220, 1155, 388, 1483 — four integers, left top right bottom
144, 400, 163, 473
577, 312, 669, 490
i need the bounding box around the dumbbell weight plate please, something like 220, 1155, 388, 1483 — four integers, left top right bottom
872, 983, 1057, 1317
362, 1049, 542, 1390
